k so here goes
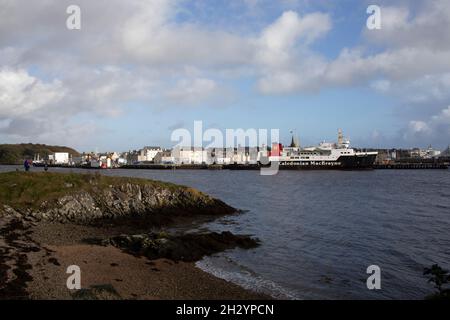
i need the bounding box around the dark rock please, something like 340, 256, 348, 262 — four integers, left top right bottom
71, 284, 121, 300
48, 258, 61, 266
101, 231, 260, 262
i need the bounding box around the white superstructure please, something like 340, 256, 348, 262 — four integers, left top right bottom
269, 130, 378, 168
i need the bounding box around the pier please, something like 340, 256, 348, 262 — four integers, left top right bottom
373, 163, 449, 169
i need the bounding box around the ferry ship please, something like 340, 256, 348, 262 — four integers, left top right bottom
266, 129, 378, 170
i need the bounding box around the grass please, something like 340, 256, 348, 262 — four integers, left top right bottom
0, 143, 80, 164
0, 171, 193, 210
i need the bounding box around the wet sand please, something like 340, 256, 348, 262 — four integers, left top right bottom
2, 219, 269, 300
28, 244, 268, 300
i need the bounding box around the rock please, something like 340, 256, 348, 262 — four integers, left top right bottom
71, 284, 121, 300
2, 205, 23, 218
22, 183, 236, 225
101, 231, 260, 262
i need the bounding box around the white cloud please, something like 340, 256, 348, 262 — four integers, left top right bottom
364, 2, 450, 50
408, 120, 430, 134
117, 0, 254, 66
259, 11, 330, 52
166, 78, 218, 105
431, 106, 450, 124
402, 106, 450, 145
255, 11, 331, 93
0, 68, 65, 117
256, 2, 450, 96
372, 73, 450, 106
0, 66, 158, 144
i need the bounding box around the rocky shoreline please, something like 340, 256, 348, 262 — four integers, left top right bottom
0, 172, 269, 300
1, 172, 235, 224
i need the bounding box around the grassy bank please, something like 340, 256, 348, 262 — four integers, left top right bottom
0, 143, 80, 164
0, 171, 195, 211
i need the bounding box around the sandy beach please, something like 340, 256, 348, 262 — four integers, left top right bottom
1, 215, 269, 300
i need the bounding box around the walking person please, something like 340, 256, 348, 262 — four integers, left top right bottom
24, 159, 30, 172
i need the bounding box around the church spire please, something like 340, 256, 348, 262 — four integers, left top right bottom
289, 131, 299, 148
290, 135, 296, 147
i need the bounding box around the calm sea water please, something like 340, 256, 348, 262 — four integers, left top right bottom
2, 165, 450, 299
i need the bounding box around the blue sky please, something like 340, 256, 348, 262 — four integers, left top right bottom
1, 0, 450, 152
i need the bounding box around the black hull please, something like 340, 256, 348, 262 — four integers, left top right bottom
335, 154, 378, 169
226, 154, 378, 170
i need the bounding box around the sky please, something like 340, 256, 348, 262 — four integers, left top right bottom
1, 0, 450, 152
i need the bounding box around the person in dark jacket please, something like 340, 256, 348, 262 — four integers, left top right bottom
24, 159, 30, 172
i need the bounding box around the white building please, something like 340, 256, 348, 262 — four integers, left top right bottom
110, 152, 120, 162
232, 148, 255, 164
53, 152, 69, 164
424, 145, 441, 158
412, 146, 442, 159
208, 148, 232, 164
117, 157, 127, 165
154, 150, 175, 164
172, 147, 207, 164
205, 147, 256, 164
98, 154, 113, 168
138, 146, 162, 162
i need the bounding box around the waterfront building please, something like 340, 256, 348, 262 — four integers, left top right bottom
98, 154, 113, 168
207, 147, 232, 164
172, 146, 207, 164
439, 145, 450, 160
232, 147, 251, 164
409, 146, 441, 159
204, 147, 258, 165
109, 152, 120, 162
424, 145, 441, 158
53, 152, 69, 164
71, 156, 83, 165
153, 150, 175, 164
81, 152, 97, 164
247, 147, 261, 164
126, 150, 140, 164
116, 157, 128, 165
137, 146, 162, 162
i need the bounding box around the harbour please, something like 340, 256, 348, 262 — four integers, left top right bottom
31, 161, 450, 170
22, 130, 450, 171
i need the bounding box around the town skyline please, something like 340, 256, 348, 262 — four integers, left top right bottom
10, 137, 448, 157
3, 127, 450, 154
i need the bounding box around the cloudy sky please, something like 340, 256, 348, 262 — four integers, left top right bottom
1, 0, 450, 151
